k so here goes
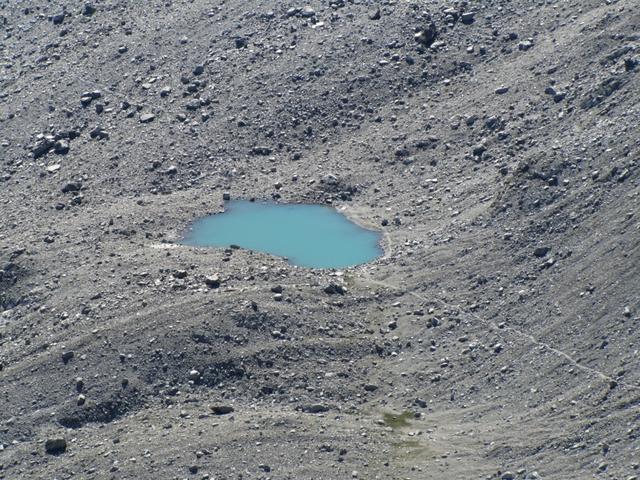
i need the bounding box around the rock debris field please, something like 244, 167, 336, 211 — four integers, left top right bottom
0, 1, 639, 479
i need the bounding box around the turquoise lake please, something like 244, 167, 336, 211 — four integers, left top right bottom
183, 200, 383, 269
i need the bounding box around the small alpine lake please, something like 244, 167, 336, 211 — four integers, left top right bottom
182, 200, 383, 269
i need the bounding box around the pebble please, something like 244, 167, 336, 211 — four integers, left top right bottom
461, 12, 476, 24
53, 140, 69, 155
205, 275, 221, 288
61, 351, 74, 363
89, 126, 109, 140
140, 113, 155, 123
51, 13, 65, 25
82, 4, 97, 16
415, 22, 437, 48
301, 6, 316, 18
519, 40, 533, 51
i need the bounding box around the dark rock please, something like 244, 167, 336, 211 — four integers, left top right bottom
301, 404, 329, 413
62, 182, 81, 193
58, 415, 81, 429
205, 275, 221, 288
324, 283, 346, 295
82, 4, 96, 16
625, 57, 638, 71
210, 405, 234, 415
51, 13, 65, 25
533, 246, 550, 258
251, 146, 272, 156
415, 22, 437, 47
518, 40, 533, 51
443, 8, 458, 21
286, 8, 300, 17
460, 12, 476, 24
185, 100, 201, 111
472, 144, 487, 157
61, 351, 74, 363
53, 140, 69, 155
173, 270, 188, 279
45, 438, 67, 455
31, 135, 55, 158
553, 92, 566, 103
89, 127, 109, 140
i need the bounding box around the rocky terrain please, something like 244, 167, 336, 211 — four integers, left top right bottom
1, 0, 639, 479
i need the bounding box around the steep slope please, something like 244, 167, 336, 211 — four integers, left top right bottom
1, 1, 638, 479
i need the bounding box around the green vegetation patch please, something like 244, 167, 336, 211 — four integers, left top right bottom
392, 439, 433, 460
382, 411, 413, 428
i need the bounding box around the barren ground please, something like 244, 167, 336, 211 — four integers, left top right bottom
1, 1, 639, 479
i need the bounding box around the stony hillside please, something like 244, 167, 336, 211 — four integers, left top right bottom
1, 1, 638, 479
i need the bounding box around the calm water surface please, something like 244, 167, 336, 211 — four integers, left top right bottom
183, 200, 383, 269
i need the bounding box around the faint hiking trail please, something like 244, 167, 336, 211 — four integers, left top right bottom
359, 275, 640, 392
